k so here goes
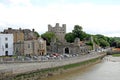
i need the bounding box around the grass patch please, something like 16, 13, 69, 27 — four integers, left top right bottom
63, 57, 99, 69
112, 54, 120, 57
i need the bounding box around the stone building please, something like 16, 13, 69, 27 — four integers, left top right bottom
3, 28, 39, 56
14, 41, 24, 56
3, 28, 38, 43
47, 23, 91, 55
49, 38, 91, 55
14, 37, 47, 56
24, 37, 46, 56
22, 29, 37, 40
3, 28, 24, 43
48, 23, 66, 42
3, 27, 46, 56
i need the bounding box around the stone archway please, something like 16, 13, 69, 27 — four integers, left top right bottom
65, 47, 69, 54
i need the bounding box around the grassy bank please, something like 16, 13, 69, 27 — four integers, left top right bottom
112, 53, 120, 57
13, 56, 103, 80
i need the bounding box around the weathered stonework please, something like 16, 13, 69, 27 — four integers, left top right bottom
24, 38, 47, 56
3, 28, 40, 56
3, 28, 38, 43
49, 38, 91, 54
48, 23, 66, 42
14, 38, 47, 56
14, 41, 24, 56
47, 23, 91, 54
3, 28, 24, 43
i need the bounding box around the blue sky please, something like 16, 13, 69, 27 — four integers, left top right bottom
30, 0, 120, 6
0, 0, 120, 37
1, 0, 120, 6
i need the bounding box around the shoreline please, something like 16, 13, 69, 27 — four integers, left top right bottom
43, 59, 101, 80
103, 55, 120, 62
0, 52, 106, 80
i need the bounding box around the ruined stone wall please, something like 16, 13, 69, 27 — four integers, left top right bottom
50, 42, 91, 54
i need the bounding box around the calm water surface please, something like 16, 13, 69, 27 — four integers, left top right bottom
43, 58, 120, 80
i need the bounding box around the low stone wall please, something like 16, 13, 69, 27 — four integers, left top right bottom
107, 50, 120, 55
13, 53, 106, 80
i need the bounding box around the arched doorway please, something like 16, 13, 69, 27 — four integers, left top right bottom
5, 51, 8, 56
65, 47, 69, 54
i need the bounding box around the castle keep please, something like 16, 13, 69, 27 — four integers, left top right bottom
48, 23, 91, 54
48, 23, 66, 42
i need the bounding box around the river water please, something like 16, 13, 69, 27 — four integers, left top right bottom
43, 56, 120, 80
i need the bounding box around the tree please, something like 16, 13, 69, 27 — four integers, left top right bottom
93, 35, 100, 45
34, 31, 40, 38
111, 37, 120, 47
41, 32, 56, 45
86, 41, 93, 46
72, 25, 87, 40
117, 41, 120, 48
95, 34, 108, 41
65, 32, 75, 43
98, 38, 110, 47
72, 25, 82, 38
92, 34, 111, 47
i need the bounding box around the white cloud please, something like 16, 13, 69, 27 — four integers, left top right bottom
0, 1, 120, 37
9, 0, 32, 7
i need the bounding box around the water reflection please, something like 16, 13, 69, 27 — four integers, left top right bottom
43, 57, 120, 80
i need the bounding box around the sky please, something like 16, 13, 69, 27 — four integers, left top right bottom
0, 0, 120, 37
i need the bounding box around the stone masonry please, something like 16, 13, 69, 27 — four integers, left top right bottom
48, 23, 66, 42
49, 38, 91, 54
47, 23, 92, 54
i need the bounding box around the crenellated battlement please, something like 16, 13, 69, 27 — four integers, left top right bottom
48, 23, 66, 42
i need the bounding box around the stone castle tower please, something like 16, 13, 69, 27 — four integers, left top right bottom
48, 23, 66, 42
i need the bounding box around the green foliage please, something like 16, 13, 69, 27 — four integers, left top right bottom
98, 38, 110, 47
41, 32, 56, 45
95, 34, 107, 41
110, 37, 120, 48
117, 42, 120, 48
72, 25, 82, 38
92, 34, 110, 48
34, 31, 40, 38
86, 41, 93, 46
112, 54, 120, 57
93, 37, 100, 45
85, 34, 91, 41
72, 25, 87, 40
65, 32, 75, 43
65, 25, 120, 48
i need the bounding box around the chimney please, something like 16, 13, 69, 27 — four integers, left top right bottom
8, 28, 12, 30
19, 28, 22, 31
32, 29, 35, 32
